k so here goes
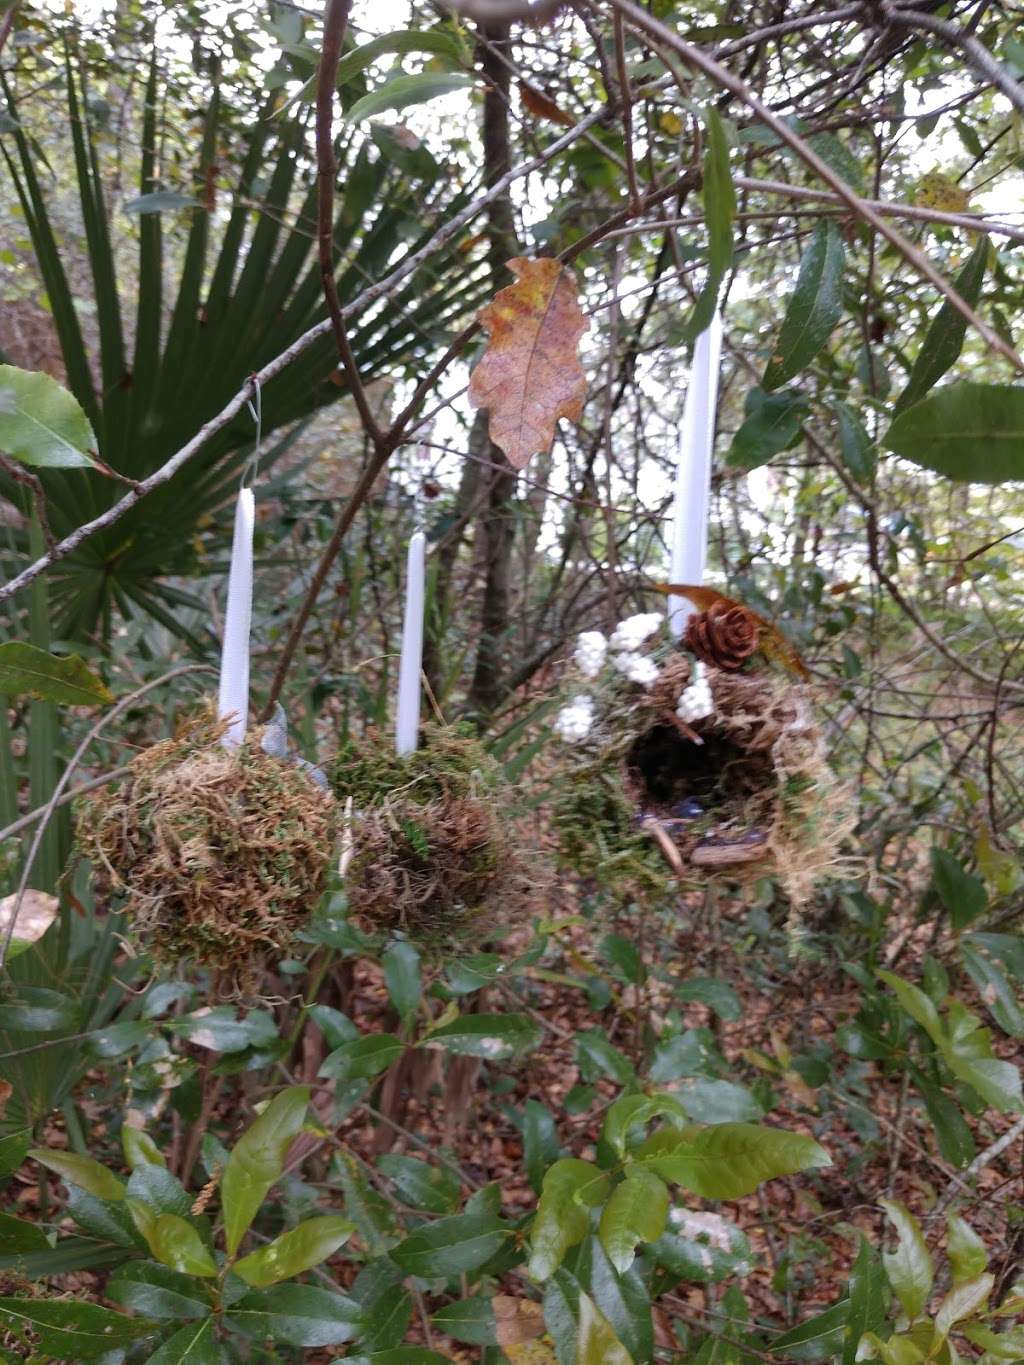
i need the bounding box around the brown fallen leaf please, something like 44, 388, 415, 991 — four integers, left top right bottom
654, 583, 809, 678
493, 1294, 546, 1348
469, 256, 588, 470
519, 81, 574, 127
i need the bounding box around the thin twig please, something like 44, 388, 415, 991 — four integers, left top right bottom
878, 2, 1024, 117
0, 764, 133, 843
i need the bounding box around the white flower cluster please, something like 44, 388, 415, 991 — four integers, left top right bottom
612, 651, 659, 687
574, 630, 608, 679
609, 612, 662, 653
677, 660, 714, 723
554, 694, 595, 742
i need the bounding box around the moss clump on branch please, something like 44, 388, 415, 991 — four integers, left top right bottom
75, 712, 335, 991
333, 724, 541, 948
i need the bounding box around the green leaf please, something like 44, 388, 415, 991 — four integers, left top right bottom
769, 1301, 848, 1360
0, 364, 98, 467
64, 1186, 142, 1249
336, 30, 464, 85
934, 1272, 993, 1339
319, 1033, 404, 1082
0, 643, 112, 706
931, 849, 988, 930
0, 986, 78, 1032
598, 1169, 669, 1273
306, 1004, 359, 1049
947, 1213, 987, 1286
29, 1148, 125, 1201
577, 1289, 634, 1365
601, 933, 644, 984
894, 234, 990, 415
528, 1158, 611, 1282
107, 1262, 214, 1320
344, 72, 473, 124
376, 1153, 460, 1214
834, 400, 877, 483
884, 382, 1024, 483
226, 1283, 365, 1347
855, 1331, 924, 1364
168, 1007, 278, 1054
677, 1078, 764, 1124
961, 942, 1024, 1037
127, 1202, 217, 1278
88, 1021, 149, 1058
917, 1080, 975, 1168
602, 1094, 687, 1160
0, 1131, 30, 1180
382, 941, 421, 1019
123, 191, 199, 214
0, 1211, 49, 1253
686, 105, 734, 339
635, 1123, 830, 1198
726, 387, 805, 470
333, 1152, 401, 1253
122, 1126, 166, 1171
648, 1028, 720, 1083
424, 1013, 542, 1060
650, 1209, 751, 1285
144, 1317, 219, 1364
879, 1198, 933, 1321
762, 221, 845, 390
522, 1099, 561, 1195
233, 1214, 355, 1287
430, 1296, 498, 1346
674, 976, 743, 1021
126, 1164, 191, 1216
843, 1236, 887, 1365
877, 971, 943, 1041
221, 1086, 310, 1256
390, 1211, 508, 1278
0, 1296, 156, 1359
576, 1029, 636, 1085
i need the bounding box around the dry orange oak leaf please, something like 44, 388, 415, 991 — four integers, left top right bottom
469, 256, 588, 470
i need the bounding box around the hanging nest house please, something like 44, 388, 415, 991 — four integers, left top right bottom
75, 711, 335, 991
551, 602, 851, 911
332, 724, 541, 949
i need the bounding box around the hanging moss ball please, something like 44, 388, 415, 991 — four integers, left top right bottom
551, 627, 851, 911
332, 724, 540, 949
75, 714, 335, 989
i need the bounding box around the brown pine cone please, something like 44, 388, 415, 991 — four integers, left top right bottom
685, 601, 759, 670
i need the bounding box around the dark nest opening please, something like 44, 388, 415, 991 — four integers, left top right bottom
75, 713, 335, 993
554, 658, 851, 909
333, 724, 544, 949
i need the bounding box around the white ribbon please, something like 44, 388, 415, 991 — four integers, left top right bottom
667, 313, 724, 639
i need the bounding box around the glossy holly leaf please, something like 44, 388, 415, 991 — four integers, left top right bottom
769, 1301, 849, 1360
221, 1086, 310, 1256
762, 221, 845, 390
382, 941, 421, 1019
424, 1013, 542, 1061
674, 976, 742, 1021
930, 849, 987, 931
598, 1169, 669, 1273
0, 987, 79, 1032
344, 72, 473, 124
650, 1209, 751, 1284
879, 1199, 933, 1321
894, 234, 990, 415
677, 1078, 765, 1125
108, 1262, 215, 1320
834, 400, 877, 483
934, 1273, 993, 1340
528, 1159, 611, 1282
575, 1029, 636, 1085
522, 1100, 561, 1195
0, 1297, 156, 1359
391, 1211, 508, 1278
376, 1154, 460, 1214
727, 387, 805, 470
469, 256, 588, 469
430, 1295, 499, 1346
947, 1213, 987, 1286
232, 1215, 355, 1287
577, 1289, 633, 1365
0, 1211, 49, 1253
122, 1126, 166, 1171
844, 1236, 887, 1365
0, 642, 112, 706
333, 1152, 402, 1254
144, 1317, 219, 1363
127, 1202, 217, 1278
635, 1123, 830, 1198
28, 1149, 125, 1202
885, 382, 1024, 483
602, 1094, 688, 1159
960, 941, 1024, 1037
225, 1284, 365, 1347
319, 1034, 404, 1081
168, 1007, 277, 1054
0, 364, 99, 468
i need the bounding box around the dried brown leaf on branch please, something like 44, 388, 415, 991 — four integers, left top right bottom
519, 81, 574, 126
469, 256, 588, 470
655, 583, 810, 678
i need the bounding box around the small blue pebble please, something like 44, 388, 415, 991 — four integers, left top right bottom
671, 798, 704, 820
